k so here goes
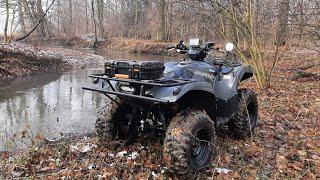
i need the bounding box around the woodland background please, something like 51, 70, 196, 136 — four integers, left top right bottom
1, 0, 320, 88
1, 0, 319, 47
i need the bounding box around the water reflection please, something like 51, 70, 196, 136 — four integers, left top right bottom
0, 69, 107, 151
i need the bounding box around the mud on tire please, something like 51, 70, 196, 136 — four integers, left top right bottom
163, 109, 216, 177
96, 98, 136, 145
228, 89, 258, 139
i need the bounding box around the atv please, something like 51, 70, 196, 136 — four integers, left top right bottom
83, 38, 258, 177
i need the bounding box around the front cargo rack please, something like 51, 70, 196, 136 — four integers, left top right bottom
82, 73, 195, 104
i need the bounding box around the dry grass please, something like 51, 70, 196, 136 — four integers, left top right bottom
102, 38, 172, 55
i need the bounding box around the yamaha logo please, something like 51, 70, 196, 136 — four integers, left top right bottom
194, 71, 215, 79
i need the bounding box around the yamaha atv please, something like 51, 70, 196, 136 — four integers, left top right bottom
83, 39, 258, 177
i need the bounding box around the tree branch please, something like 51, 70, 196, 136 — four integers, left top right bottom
15, 0, 56, 41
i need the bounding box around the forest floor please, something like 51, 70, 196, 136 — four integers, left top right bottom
0, 42, 106, 81
0, 42, 319, 179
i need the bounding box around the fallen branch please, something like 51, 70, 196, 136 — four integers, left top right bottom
281, 63, 320, 71
291, 70, 318, 81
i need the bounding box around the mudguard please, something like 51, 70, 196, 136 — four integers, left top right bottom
214, 66, 253, 119
214, 66, 253, 100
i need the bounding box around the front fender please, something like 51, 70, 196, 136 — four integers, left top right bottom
150, 81, 214, 103
214, 66, 253, 100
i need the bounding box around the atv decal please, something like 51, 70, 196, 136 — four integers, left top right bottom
193, 70, 215, 79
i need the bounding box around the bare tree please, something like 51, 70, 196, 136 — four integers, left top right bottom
157, 0, 166, 41
17, 0, 26, 35
68, 0, 73, 35
96, 0, 106, 38
4, 0, 10, 43
276, 0, 290, 46
36, 0, 46, 37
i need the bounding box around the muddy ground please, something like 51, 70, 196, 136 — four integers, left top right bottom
0, 43, 106, 81
0, 44, 319, 179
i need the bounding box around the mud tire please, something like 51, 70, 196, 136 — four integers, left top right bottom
96, 98, 135, 145
163, 109, 216, 177
228, 89, 258, 139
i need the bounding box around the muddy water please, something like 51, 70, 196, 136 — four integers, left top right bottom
0, 50, 174, 151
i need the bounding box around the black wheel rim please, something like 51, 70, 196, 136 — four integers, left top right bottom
117, 121, 133, 144
115, 112, 134, 144
191, 129, 212, 168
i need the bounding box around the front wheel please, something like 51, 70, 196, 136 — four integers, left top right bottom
95, 98, 136, 145
228, 89, 259, 139
163, 109, 216, 177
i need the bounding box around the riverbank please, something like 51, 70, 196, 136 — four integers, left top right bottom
0, 43, 106, 81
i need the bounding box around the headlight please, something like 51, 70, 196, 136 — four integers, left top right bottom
225, 43, 234, 52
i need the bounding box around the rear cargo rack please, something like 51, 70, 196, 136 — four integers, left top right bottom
82, 87, 170, 103
83, 73, 195, 104
89, 74, 194, 87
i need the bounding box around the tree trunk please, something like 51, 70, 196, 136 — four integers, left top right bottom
57, 0, 60, 35
85, 0, 89, 34
36, 0, 46, 37
22, 0, 37, 30
68, 0, 73, 35
17, 0, 26, 35
228, 0, 240, 45
97, 0, 106, 38
276, 0, 290, 46
4, 0, 9, 43
157, 0, 166, 41
92, 0, 98, 49
298, 0, 304, 47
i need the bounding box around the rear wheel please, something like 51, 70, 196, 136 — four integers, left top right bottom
96, 98, 136, 145
228, 89, 258, 139
163, 109, 216, 177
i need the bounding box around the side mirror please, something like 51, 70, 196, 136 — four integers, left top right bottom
176, 40, 185, 49
225, 43, 234, 52
205, 42, 215, 49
